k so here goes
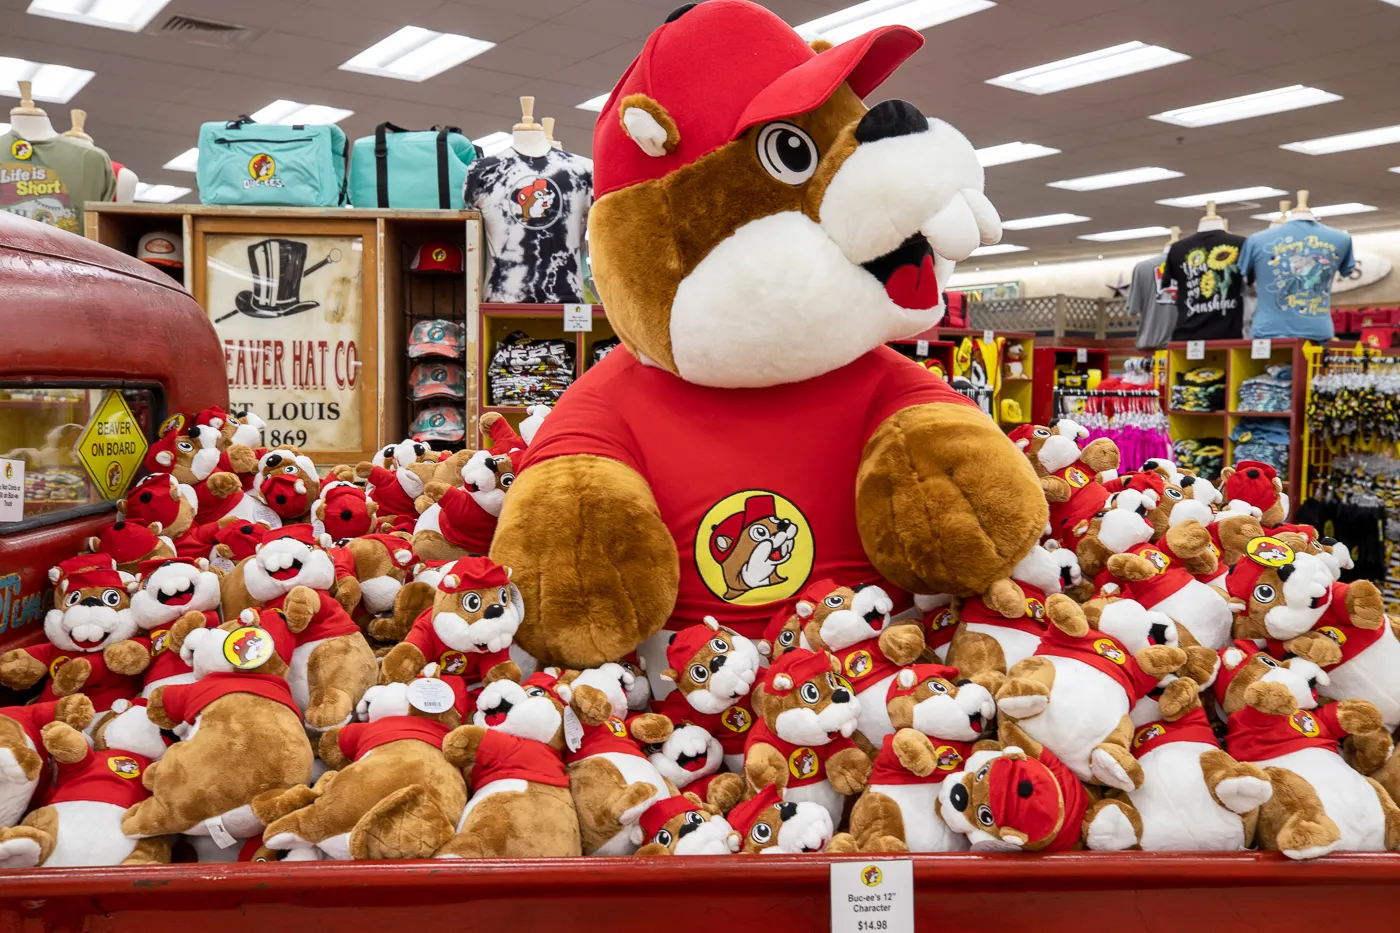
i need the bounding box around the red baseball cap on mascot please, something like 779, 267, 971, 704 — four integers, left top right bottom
763, 647, 833, 693
265, 524, 322, 549
96, 520, 162, 563
319, 483, 373, 540
214, 520, 270, 561
726, 782, 781, 837
66, 566, 126, 593
136, 557, 192, 579
640, 794, 705, 841
666, 617, 725, 672
885, 663, 959, 702
1225, 535, 1297, 605
54, 552, 117, 582
1225, 460, 1280, 512
1213, 639, 1264, 706
440, 555, 511, 593
985, 754, 1063, 843
592, 0, 924, 197
123, 473, 185, 528
709, 494, 778, 565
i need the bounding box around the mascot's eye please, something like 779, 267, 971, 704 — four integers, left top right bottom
526, 687, 546, 697
1253, 584, 1276, 604
976, 764, 991, 782
282, 465, 298, 475
462, 592, 482, 613
499, 472, 515, 489
654, 829, 673, 847
755, 122, 818, 185
778, 630, 795, 647
684, 811, 704, 826
823, 595, 845, 609
1166, 488, 1183, 499
750, 823, 772, 843
800, 682, 820, 704
928, 681, 948, 694
689, 664, 710, 684
748, 525, 771, 542
414, 444, 425, 456
177, 441, 194, 452
65, 589, 82, 607
709, 638, 729, 653
499, 586, 510, 605
101, 589, 122, 607
1259, 656, 1279, 668
976, 805, 995, 827
1033, 428, 1050, 438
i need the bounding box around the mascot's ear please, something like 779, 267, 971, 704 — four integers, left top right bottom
809, 38, 834, 53
619, 93, 679, 158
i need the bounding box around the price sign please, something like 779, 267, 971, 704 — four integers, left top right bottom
915, 340, 929, 358
982, 329, 994, 345
1186, 340, 1205, 361
1252, 338, 1272, 360
563, 303, 593, 333
0, 458, 22, 522
831, 859, 913, 933
1076, 347, 1088, 363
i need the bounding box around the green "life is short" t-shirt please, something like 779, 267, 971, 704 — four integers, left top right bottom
0, 133, 116, 234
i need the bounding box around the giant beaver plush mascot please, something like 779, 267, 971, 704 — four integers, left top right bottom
493, 0, 1046, 679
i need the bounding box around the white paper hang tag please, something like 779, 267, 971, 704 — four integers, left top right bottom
982, 329, 994, 345
407, 677, 455, 714
563, 706, 585, 752
830, 859, 913, 933
916, 340, 929, 358
210, 553, 235, 573
311, 519, 326, 539
1077, 347, 1088, 363
1252, 338, 1272, 359
250, 502, 281, 526
205, 815, 237, 849
1186, 340, 1205, 361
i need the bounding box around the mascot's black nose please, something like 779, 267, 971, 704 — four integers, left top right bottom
855, 100, 928, 144
710, 654, 727, 672
81, 596, 102, 607
949, 783, 969, 812
340, 509, 354, 521
832, 688, 851, 703
483, 604, 504, 619
1278, 564, 1295, 582
777, 802, 798, 822
1148, 623, 1170, 645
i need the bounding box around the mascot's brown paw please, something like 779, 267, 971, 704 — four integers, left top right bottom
878, 624, 925, 666
1284, 632, 1343, 669
350, 784, 457, 861
1246, 681, 1300, 716
1080, 438, 1120, 475
380, 643, 429, 684
1336, 700, 1385, 736
205, 471, 242, 498
143, 687, 177, 730
1046, 594, 1089, 637
1344, 730, 1394, 776
332, 577, 362, 616
50, 657, 92, 696
1347, 580, 1385, 630
628, 713, 673, 745
53, 693, 95, 730
1107, 553, 1158, 582
282, 585, 321, 632
482, 661, 521, 685
327, 464, 357, 484
355, 461, 375, 480
226, 444, 259, 474
478, 411, 503, 434
1136, 645, 1188, 679
103, 639, 151, 676
251, 784, 320, 825
39, 721, 89, 763
0, 650, 46, 689
856, 401, 1047, 596
492, 454, 679, 667
1164, 520, 1213, 560
704, 772, 744, 814
825, 832, 860, 854
1157, 677, 1200, 721
1040, 476, 1073, 503
827, 746, 873, 796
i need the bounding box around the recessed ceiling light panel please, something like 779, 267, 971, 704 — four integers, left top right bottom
249, 100, 353, 125
1155, 186, 1286, 208
1281, 124, 1400, 155
969, 243, 1027, 256
341, 26, 495, 82
134, 183, 191, 203
1047, 166, 1183, 191
987, 41, 1189, 95
796, 0, 997, 44
1001, 213, 1090, 230
27, 0, 171, 32
1078, 226, 1173, 242
163, 147, 200, 173
0, 57, 94, 104
576, 93, 610, 112
975, 141, 1060, 167
1250, 202, 1377, 221
1151, 85, 1341, 127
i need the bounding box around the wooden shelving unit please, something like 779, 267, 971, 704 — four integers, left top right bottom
478, 303, 615, 433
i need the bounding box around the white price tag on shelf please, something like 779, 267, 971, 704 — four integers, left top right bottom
982, 329, 994, 345
0, 458, 21, 523
1252, 338, 1272, 360
831, 860, 913, 933
1186, 340, 1205, 361
1076, 347, 1088, 363
563, 304, 593, 333
915, 340, 929, 358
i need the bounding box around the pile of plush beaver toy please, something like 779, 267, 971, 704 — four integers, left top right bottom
2, 0, 1396, 866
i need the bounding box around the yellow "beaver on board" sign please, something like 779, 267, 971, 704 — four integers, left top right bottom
73, 391, 149, 500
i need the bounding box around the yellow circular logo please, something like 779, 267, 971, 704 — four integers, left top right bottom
1320, 626, 1347, 647
11, 140, 32, 160
1247, 536, 1295, 568
432, 247, 447, 262
158, 413, 186, 437
844, 649, 875, 679
1093, 638, 1126, 665
788, 746, 819, 780
108, 755, 143, 779
606, 718, 628, 738
861, 865, 883, 887
105, 461, 123, 492
2, 462, 10, 480
1141, 549, 1170, 574
695, 490, 813, 605
151, 629, 170, 655
438, 650, 468, 675
928, 608, 955, 631
934, 744, 964, 771
721, 705, 752, 733
1025, 597, 1045, 620
248, 153, 276, 181
1065, 468, 1089, 488
49, 655, 71, 677
1133, 723, 1166, 748
1290, 710, 1320, 737
223, 625, 275, 669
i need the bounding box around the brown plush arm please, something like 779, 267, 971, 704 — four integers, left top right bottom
891, 727, 937, 777
371, 581, 437, 643
628, 713, 673, 745
1165, 520, 1217, 575
379, 642, 428, 684
1334, 699, 1385, 736
0, 649, 47, 689
1040, 476, 1073, 503
827, 746, 873, 796
856, 402, 1047, 596
103, 639, 151, 676
53, 694, 95, 730
40, 721, 89, 763
1283, 631, 1344, 668
1346, 580, 1385, 630
491, 454, 679, 667
281, 585, 320, 633
144, 686, 178, 730
703, 772, 744, 814
318, 728, 352, 770
743, 742, 788, 795
1079, 438, 1120, 475
205, 471, 242, 499
482, 660, 521, 685
50, 657, 92, 696
877, 623, 926, 666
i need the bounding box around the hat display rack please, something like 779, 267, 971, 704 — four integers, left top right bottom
402, 233, 470, 451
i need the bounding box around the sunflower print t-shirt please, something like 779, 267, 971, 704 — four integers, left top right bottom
1161, 230, 1247, 341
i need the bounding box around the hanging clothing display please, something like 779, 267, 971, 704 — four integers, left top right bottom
1161, 231, 1247, 341
1301, 453, 1396, 592
1305, 357, 1400, 446
1053, 388, 1169, 472
0, 132, 116, 234
1129, 251, 1177, 351
1242, 218, 1355, 342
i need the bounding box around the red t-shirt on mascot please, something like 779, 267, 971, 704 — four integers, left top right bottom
522, 346, 975, 638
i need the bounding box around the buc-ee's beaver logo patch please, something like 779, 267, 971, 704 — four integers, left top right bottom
1025, 597, 1045, 620
1093, 638, 1127, 665
512, 176, 561, 229
1134, 723, 1166, 748
844, 649, 874, 679
721, 705, 752, 733
1290, 711, 1321, 737
108, 755, 142, 779
934, 745, 964, 771
696, 490, 813, 605
1065, 467, 1089, 488
788, 746, 820, 781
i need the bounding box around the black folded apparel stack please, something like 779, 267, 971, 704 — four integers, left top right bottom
489, 330, 576, 406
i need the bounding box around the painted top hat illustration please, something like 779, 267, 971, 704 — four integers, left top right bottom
233, 238, 338, 319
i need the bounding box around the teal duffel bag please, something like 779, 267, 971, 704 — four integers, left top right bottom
349, 123, 475, 209
197, 116, 348, 207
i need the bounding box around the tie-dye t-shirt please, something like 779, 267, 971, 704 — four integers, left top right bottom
464, 147, 593, 304
1241, 219, 1355, 341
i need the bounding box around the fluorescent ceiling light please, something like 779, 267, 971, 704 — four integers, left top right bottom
1001, 213, 1090, 230
1281, 124, 1400, 155
975, 141, 1060, 167
1048, 166, 1183, 191
474, 132, 512, 156
1078, 226, 1173, 242
1156, 186, 1286, 208
987, 41, 1189, 95
133, 183, 191, 203
969, 243, 1027, 256
163, 147, 199, 173
27, 0, 171, 32
1250, 202, 1377, 221
340, 26, 495, 82
1151, 85, 1341, 128
249, 99, 353, 125
0, 57, 94, 104
795, 0, 997, 44
576, 93, 610, 113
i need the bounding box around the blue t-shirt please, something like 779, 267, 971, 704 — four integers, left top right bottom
1241, 219, 1354, 341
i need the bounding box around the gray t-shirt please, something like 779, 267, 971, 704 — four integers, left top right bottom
0, 132, 116, 234
1132, 253, 1176, 350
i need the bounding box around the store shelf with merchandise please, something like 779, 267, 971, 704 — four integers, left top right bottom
1165, 339, 1304, 499
478, 303, 615, 433
897, 327, 1035, 428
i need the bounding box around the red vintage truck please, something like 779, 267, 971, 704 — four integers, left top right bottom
0, 214, 1395, 933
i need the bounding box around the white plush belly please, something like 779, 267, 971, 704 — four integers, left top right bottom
414, 504, 443, 537
289, 638, 330, 713
1318, 629, 1400, 732
966, 623, 1042, 670
785, 780, 844, 828
1152, 583, 1232, 650
1019, 657, 1129, 781
143, 670, 199, 697
869, 782, 967, 852
855, 673, 898, 745
1131, 743, 1245, 850
458, 778, 527, 830
1259, 748, 1387, 851
0, 737, 39, 828
45, 800, 137, 867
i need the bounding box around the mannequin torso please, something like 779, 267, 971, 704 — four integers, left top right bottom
9, 113, 57, 142
511, 127, 551, 158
